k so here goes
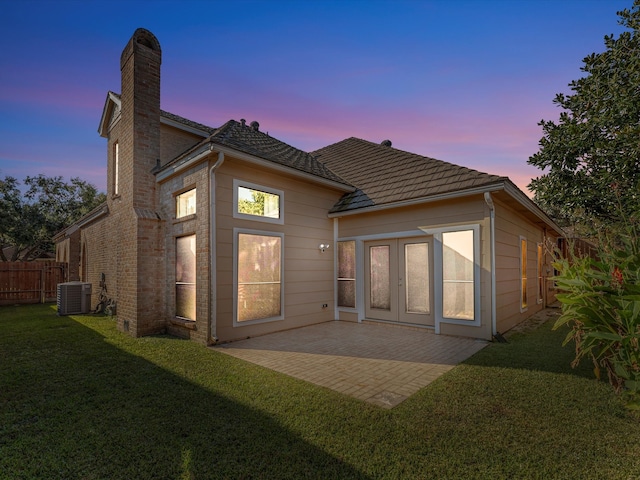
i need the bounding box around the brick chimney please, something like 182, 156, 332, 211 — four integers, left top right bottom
114, 28, 164, 336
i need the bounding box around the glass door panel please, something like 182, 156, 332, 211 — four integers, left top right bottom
364, 237, 433, 326
399, 239, 433, 326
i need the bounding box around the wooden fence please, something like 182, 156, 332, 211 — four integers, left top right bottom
0, 261, 68, 305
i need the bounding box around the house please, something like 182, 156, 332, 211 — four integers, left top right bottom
54, 28, 563, 344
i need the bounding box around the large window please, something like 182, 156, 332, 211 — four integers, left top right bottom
537, 242, 544, 304
337, 241, 356, 308
176, 189, 196, 218
442, 230, 475, 320
176, 235, 196, 320
233, 180, 283, 224
520, 236, 528, 311
236, 230, 283, 323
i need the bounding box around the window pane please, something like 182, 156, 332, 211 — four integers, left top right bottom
338, 280, 355, 308
405, 242, 429, 314
176, 189, 196, 218
537, 243, 544, 302
521, 238, 528, 309
176, 235, 196, 320
338, 241, 356, 308
370, 245, 390, 310
443, 282, 474, 320
442, 230, 474, 320
338, 241, 355, 278
114, 142, 119, 196
238, 186, 280, 218
238, 233, 282, 322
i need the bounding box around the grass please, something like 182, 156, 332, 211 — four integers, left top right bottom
1, 304, 639, 479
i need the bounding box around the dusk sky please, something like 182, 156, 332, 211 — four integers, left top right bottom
0, 0, 631, 196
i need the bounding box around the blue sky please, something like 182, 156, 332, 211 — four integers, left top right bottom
0, 0, 631, 195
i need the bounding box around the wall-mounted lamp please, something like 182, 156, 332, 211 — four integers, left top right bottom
319, 243, 330, 253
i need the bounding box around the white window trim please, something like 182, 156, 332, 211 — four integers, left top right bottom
336, 230, 424, 321
336, 239, 358, 311
114, 142, 119, 196
175, 188, 197, 219
233, 228, 285, 326
427, 224, 481, 331
537, 242, 544, 305
233, 179, 284, 225
520, 235, 528, 313
175, 234, 197, 321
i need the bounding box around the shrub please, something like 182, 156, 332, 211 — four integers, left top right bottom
553, 224, 640, 408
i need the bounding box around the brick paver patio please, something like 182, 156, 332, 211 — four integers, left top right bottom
214, 321, 489, 408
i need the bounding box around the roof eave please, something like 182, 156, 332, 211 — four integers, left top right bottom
329, 180, 565, 236
160, 115, 212, 137
328, 182, 507, 218
155, 143, 215, 182
502, 181, 565, 236
52, 203, 110, 241
98, 92, 121, 138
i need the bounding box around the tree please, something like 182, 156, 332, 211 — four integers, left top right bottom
238, 190, 267, 216
0, 175, 106, 261
528, 1, 640, 236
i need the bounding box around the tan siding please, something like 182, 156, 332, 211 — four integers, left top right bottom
213, 157, 343, 342
494, 198, 549, 333
338, 195, 493, 340
338, 196, 486, 238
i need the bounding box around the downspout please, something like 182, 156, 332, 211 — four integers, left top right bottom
209, 150, 225, 344
484, 192, 497, 337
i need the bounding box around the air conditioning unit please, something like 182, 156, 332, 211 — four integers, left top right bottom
57, 282, 92, 315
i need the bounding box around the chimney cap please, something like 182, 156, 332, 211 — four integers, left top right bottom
381, 139, 392, 147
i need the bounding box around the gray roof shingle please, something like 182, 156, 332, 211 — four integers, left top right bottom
207, 120, 349, 185
311, 137, 508, 213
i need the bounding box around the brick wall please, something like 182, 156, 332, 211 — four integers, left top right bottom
159, 162, 211, 344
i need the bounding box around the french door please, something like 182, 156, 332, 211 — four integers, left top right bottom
364, 237, 434, 326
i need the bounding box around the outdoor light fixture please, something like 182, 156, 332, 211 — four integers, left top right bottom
319, 243, 330, 252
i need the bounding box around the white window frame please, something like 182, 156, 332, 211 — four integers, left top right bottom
337, 240, 357, 310
114, 141, 119, 196
176, 188, 197, 219
520, 235, 528, 312
175, 234, 196, 321
233, 179, 284, 225
233, 228, 285, 326
421, 224, 481, 331
537, 242, 544, 305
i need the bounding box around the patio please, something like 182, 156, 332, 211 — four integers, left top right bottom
214, 320, 489, 408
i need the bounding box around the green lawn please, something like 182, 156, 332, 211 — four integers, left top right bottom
1, 304, 639, 479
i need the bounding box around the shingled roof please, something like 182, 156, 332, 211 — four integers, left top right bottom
160, 110, 216, 136
207, 120, 349, 185
311, 137, 508, 213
